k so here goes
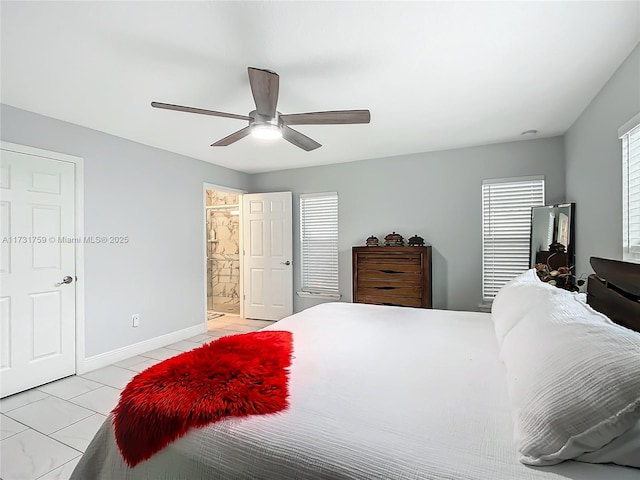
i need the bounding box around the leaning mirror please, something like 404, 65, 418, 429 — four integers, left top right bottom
530, 203, 576, 272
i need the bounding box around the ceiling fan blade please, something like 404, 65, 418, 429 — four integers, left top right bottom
151, 102, 251, 121
211, 126, 251, 147
279, 110, 370, 125
247, 67, 279, 118
281, 125, 321, 151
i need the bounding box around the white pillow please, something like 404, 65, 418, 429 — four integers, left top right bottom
500, 291, 640, 466
491, 269, 558, 347
576, 419, 640, 468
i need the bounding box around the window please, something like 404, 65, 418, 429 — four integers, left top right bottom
621, 115, 640, 263
299, 192, 340, 297
482, 176, 545, 302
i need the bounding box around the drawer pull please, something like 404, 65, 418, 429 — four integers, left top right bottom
380, 269, 402, 274
381, 302, 401, 307
375, 286, 395, 290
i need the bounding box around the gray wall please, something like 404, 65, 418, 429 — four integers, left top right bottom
251, 137, 566, 312
1, 104, 250, 357
565, 43, 640, 278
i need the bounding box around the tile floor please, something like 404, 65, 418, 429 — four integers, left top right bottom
0, 315, 273, 480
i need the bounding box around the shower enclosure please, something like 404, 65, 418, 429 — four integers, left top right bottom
206, 190, 240, 315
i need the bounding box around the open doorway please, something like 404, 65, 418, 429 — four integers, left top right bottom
205, 187, 241, 321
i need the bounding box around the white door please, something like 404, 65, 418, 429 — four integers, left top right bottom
1, 148, 76, 398
242, 192, 293, 320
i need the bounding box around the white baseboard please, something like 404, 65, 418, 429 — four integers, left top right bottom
79, 323, 206, 374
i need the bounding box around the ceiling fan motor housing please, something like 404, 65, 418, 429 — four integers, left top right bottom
249, 110, 280, 128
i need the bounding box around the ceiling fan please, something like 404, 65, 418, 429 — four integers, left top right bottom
151, 67, 370, 151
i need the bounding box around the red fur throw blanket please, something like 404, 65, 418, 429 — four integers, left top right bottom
112, 330, 293, 467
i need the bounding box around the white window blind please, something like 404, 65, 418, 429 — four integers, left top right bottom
482, 177, 545, 301
622, 120, 640, 263
300, 192, 339, 294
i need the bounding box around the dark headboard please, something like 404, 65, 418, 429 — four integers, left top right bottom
587, 257, 640, 333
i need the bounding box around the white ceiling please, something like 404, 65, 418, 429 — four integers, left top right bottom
1, 1, 639, 174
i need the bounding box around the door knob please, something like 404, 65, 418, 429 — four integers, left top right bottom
54, 276, 74, 287
280, 261, 291, 266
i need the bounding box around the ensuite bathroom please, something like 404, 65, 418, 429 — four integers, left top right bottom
206, 189, 240, 318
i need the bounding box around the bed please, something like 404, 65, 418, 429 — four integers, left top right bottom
71, 257, 640, 479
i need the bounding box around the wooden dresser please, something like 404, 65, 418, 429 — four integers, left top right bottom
352, 246, 432, 308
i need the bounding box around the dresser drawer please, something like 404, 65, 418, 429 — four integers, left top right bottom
356, 269, 422, 283
357, 278, 421, 289
356, 285, 422, 298
356, 260, 422, 272
355, 295, 423, 308
356, 253, 421, 265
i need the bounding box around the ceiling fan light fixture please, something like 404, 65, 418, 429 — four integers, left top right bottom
251, 123, 282, 140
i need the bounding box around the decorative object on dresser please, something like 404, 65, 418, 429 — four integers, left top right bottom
384, 232, 404, 246
365, 235, 380, 247
408, 234, 425, 246
352, 246, 432, 308
533, 264, 580, 291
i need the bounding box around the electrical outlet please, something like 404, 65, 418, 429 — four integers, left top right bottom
132, 314, 140, 327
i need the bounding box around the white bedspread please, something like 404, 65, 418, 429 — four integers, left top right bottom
71, 302, 639, 479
